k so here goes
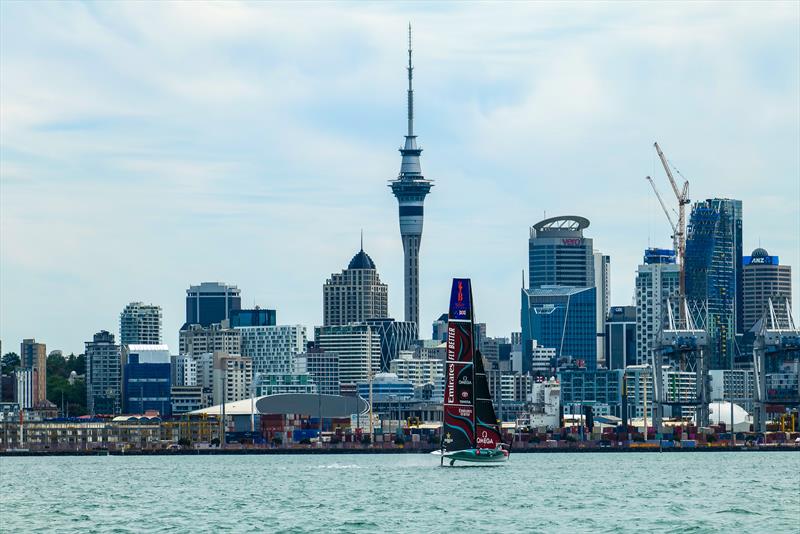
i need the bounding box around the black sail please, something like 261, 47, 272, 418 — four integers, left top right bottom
473, 350, 502, 449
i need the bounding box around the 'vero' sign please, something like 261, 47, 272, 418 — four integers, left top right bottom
561, 238, 582, 246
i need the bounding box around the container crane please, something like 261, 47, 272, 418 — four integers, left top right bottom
650, 141, 690, 298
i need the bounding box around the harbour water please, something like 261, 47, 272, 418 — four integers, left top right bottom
2, 452, 798, 533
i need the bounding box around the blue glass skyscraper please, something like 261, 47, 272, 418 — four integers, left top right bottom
520, 286, 597, 372
685, 198, 743, 370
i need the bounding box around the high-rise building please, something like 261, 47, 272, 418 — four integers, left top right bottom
528, 216, 594, 289
635, 248, 680, 366
315, 324, 381, 386
171, 355, 197, 387
14, 369, 36, 409
389, 350, 444, 399
520, 286, 597, 371
594, 251, 610, 367
119, 302, 162, 345
237, 325, 307, 378
20, 339, 46, 404
296, 348, 340, 395
742, 248, 792, 332
685, 198, 743, 369
121, 344, 171, 416
559, 369, 624, 417
212, 353, 253, 405
230, 307, 276, 328
432, 313, 448, 343
185, 282, 241, 327
605, 306, 637, 370
85, 330, 122, 415
363, 318, 417, 372
323, 247, 388, 327
179, 322, 241, 358
389, 27, 433, 330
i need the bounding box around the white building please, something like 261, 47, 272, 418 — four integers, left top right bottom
172, 355, 198, 387
594, 251, 610, 368
212, 353, 253, 405
296, 349, 340, 395
635, 257, 680, 365
179, 322, 241, 358
530, 341, 556, 376
237, 325, 307, 379
529, 378, 560, 429
389, 350, 444, 399
120, 302, 163, 345
15, 369, 36, 409
709, 369, 756, 412
315, 324, 381, 386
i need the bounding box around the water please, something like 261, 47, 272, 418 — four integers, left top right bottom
1, 452, 798, 533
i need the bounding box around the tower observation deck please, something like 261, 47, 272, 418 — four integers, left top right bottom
390, 24, 432, 331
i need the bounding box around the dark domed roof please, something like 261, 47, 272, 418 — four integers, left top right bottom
348, 249, 376, 270
751, 247, 769, 258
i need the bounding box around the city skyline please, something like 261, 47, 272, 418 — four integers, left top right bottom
2, 2, 799, 354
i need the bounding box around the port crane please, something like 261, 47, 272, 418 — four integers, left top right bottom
645, 142, 690, 297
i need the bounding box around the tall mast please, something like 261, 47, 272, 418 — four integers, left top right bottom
407, 23, 414, 137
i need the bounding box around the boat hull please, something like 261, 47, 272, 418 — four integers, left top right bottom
440, 448, 509, 465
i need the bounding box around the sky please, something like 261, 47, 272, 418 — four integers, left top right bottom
1, 1, 798, 355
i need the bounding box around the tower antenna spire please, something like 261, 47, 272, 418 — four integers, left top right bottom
360, 229, 364, 251
407, 22, 414, 137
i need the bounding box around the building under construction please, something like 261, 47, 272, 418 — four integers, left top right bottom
684, 198, 743, 370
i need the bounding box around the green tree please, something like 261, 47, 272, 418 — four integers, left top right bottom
1, 352, 20, 374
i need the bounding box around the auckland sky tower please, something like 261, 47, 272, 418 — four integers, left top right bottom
390, 25, 433, 332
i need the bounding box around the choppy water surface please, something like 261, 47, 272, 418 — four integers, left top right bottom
1, 452, 798, 533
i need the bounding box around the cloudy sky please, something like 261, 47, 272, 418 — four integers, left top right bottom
1, 1, 798, 355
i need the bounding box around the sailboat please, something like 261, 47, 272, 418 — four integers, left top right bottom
437, 278, 509, 466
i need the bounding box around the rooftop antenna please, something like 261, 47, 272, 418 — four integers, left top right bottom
360, 229, 364, 251
407, 22, 414, 138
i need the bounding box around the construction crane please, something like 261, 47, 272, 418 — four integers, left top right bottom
645, 176, 679, 254
649, 141, 691, 298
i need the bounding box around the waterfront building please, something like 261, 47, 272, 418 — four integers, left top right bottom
635, 248, 680, 366
170, 385, 205, 415
315, 324, 381, 386
528, 216, 594, 289
364, 318, 417, 372
709, 369, 756, 413
520, 285, 597, 372
416, 339, 446, 362
594, 251, 611, 368
212, 353, 253, 405
389, 28, 433, 331
185, 282, 241, 327
605, 306, 637, 370
500, 373, 534, 403
85, 330, 121, 415
685, 198, 743, 369
742, 248, 792, 332
254, 373, 316, 396
323, 247, 388, 327
296, 348, 340, 395
529, 377, 561, 429
20, 339, 46, 404
389, 350, 444, 399
623, 365, 695, 421
122, 345, 171, 416
230, 307, 276, 328
14, 369, 35, 409
179, 322, 241, 358
357, 373, 414, 401
237, 325, 307, 377
0, 374, 13, 403
119, 302, 162, 345
559, 369, 624, 417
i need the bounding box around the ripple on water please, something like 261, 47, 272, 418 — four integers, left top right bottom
1, 452, 798, 533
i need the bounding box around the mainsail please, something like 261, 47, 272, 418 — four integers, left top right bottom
443, 278, 502, 453
473, 349, 502, 449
